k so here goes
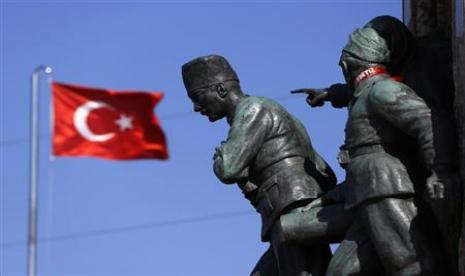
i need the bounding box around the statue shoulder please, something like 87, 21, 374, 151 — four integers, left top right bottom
368, 78, 414, 107
232, 96, 274, 125
237, 96, 276, 114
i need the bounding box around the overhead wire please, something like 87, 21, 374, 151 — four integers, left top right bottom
1, 93, 298, 249
0, 94, 298, 147
1, 210, 254, 249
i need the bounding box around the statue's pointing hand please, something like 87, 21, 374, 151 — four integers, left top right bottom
290, 88, 329, 107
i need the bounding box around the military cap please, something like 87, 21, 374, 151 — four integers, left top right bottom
342, 27, 390, 64
365, 15, 414, 75
182, 55, 239, 92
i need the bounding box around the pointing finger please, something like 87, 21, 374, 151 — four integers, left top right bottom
290, 89, 309, 94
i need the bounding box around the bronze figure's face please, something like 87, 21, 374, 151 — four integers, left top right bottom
188, 84, 227, 122
339, 53, 352, 86
182, 55, 240, 122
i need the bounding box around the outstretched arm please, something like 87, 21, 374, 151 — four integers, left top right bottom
290, 88, 329, 107
290, 83, 353, 108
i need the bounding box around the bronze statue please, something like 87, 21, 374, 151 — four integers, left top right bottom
293, 15, 460, 275
182, 55, 350, 276
319, 27, 447, 275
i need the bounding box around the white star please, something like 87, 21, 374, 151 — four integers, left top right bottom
115, 114, 133, 131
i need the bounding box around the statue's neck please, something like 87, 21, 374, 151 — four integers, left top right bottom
226, 92, 247, 124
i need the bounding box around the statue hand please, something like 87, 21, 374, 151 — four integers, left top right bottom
239, 181, 258, 208
290, 88, 329, 107
425, 170, 445, 200
213, 141, 226, 160
300, 198, 323, 212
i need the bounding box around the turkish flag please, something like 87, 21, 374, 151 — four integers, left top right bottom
52, 82, 169, 160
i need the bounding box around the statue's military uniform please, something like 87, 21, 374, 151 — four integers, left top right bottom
183, 55, 340, 275
325, 27, 447, 276
214, 95, 337, 275
327, 72, 444, 275
343, 75, 433, 210
311, 17, 459, 274
213, 95, 336, 241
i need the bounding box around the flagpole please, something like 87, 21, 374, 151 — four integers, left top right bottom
28, 65, 52, 276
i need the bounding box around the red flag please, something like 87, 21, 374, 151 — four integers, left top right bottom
52, 82, 169, 160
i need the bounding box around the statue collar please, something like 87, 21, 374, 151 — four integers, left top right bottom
352, 74, 386, 99
353, 66, 388, 88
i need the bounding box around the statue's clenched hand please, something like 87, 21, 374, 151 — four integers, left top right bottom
300, 197, 323, 212
425, 170, 445, 200
213, 141, 226, 160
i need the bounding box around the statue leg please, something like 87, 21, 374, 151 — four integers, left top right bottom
250, 246, 279, 276
279, 203, 353, 245
359, 197, 445, 276
327, 221, 384, 276
270, 215, 331, 276
304, 244, 332, 276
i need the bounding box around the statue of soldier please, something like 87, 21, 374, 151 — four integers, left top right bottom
292, 15, 460, 275
182, 55, 347, 275
318, 27, 448, 275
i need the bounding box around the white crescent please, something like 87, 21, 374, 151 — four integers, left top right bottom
73, 101, 115, 142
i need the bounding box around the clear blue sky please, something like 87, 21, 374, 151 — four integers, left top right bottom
1, 1, 401, 275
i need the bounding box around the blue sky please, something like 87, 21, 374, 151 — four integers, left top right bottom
1, 1, 401, 275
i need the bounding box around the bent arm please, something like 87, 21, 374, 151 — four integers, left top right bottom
213, 101, 270, 183
368, 83, 435, 170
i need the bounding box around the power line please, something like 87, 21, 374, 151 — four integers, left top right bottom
0, 94, 298, 147
1, 210, 254, 249
1, 94, 297, 249
0, 94, 298, 249
4, 0, 402, 4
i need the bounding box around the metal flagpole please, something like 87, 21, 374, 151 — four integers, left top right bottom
28, 65, 52, 276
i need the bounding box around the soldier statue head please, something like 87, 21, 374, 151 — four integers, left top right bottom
182, 55, 244, 122
339, 27, 390, 88
364, 15, 414, 76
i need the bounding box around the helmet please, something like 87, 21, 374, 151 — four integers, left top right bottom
365, 15, 414, 75
342, 27, 390, 64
